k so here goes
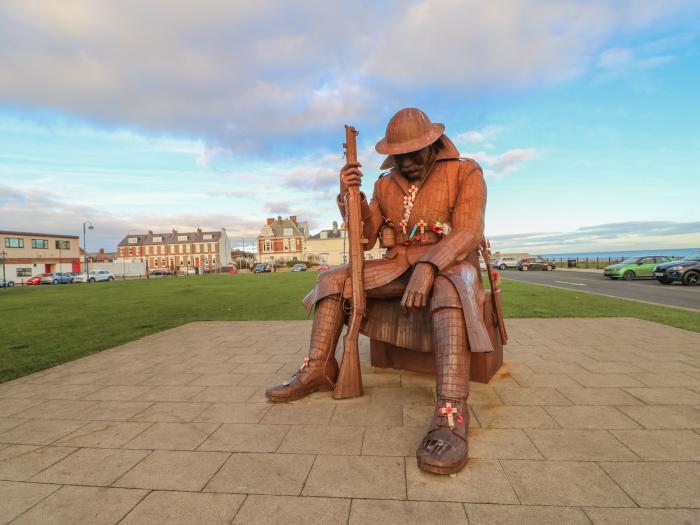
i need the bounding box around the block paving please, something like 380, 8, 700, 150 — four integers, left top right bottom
0, 317, 699, 524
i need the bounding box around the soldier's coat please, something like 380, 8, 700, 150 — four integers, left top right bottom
304, 135, 494, 354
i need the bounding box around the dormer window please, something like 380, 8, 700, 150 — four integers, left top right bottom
178, 235, 188, 241
203, 234, 213, 240
128, 237, 138, 244
284, 228, 293, 236
153, 236, 162, 242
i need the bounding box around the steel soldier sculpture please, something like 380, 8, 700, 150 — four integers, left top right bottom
266, 108, 503, 475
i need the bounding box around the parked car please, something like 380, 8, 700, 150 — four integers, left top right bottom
652, 254, 700, 286
0, 278, 15, 288
603, 256, 674, 280
26, 274, 48, 286
317, 265, 330, 271
73, 270, 115, 283
516, 257, 555, 271
291, 263, 308, 272
493, 257, 520, 270
252, 263, 272, 273
40, 272, 74, 284
149, 268, 171, 276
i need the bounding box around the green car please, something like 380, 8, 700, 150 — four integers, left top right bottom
603, 256, 674, 280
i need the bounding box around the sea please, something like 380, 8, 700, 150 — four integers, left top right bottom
538, 247, 700, 259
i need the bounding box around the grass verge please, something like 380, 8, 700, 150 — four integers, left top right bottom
1, 273, 697, 383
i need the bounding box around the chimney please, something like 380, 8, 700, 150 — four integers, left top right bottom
172, 229, 177, 235
290, 215, 297, 224
266, 218, 275, 226
197, 227, 202, 234
277, 216, 282, 224
332, 221, 338, 234
148, 230, 153, 235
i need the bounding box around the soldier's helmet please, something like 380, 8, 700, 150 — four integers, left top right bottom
375, 108, 445, 155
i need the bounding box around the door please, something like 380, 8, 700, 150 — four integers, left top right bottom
45, 263, 52, 273
72, 261, 81, 272
637, 257, 655, 277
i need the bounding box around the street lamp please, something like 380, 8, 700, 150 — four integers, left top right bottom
83, 221, 94, 277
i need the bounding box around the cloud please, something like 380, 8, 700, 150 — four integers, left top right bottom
488, 220, 700, 253
0, 184, 263, 249
467, 148, 536, 177
264, 201, 292, 214
0, 1, 696, 151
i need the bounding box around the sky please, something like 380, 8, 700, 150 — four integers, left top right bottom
1, 0, 699, 255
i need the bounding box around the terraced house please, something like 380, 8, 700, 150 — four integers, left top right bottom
1, 230, 81, 281
257, 216, 309, 264
116, 228, 231, 272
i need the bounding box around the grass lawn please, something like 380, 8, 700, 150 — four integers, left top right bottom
1, 273, 698, 383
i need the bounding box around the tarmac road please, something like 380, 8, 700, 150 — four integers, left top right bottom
500, 268, 700, 311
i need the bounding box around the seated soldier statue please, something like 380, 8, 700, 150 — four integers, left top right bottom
266, 107, 495, 475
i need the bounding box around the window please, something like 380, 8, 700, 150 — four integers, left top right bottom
283, 239, 289, 252
128, 237, 138, 244
264, 240, 272, 252
32, 239, 48, 249
128, 248, 133, 256
5, 238, 24, 248
16, 268, 32, 277
153, 236, 162, 242
55, 240, 70, 250
209, 243, 215, 252
284, 228, 293, 236
203, 234, 212, 240
178, 235, 188, 241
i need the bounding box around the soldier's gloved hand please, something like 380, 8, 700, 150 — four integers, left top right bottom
340, 161, 362, 194
401, 262, 435, 314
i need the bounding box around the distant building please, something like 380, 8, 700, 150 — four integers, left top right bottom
231, 249, 256, 268
116, 228, 231, 272
305, 221, 386, 266
257, 216, 309, 263
1, 230, 81, 280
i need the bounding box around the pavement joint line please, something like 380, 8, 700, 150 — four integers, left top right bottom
497, 458, 523, 505
114, 488, 153, 525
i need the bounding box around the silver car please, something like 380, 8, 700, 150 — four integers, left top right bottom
73, 270, 115, 283
0, 278, 15, 288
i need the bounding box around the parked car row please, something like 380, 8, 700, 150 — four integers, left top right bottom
492, 256, 555, 271
19, 270, 116, 285
602, 254, 700, 286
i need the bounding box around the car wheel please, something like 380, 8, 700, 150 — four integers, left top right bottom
545, 265, 553, 271
499, 264, 507, 270
622, 270, 635, 281
89, 278, 95, 283
682, 271, 700, 286
658, 278, 673, 284
522, 265, 529, 271
53, 279, 59, 285
108, 276, 114, 281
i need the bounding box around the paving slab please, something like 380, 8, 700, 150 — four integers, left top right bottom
2, 318, 700, 523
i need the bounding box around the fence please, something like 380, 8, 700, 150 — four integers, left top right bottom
540, 256, 685, 270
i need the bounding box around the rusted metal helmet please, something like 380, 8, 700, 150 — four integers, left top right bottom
375, 108, 445, 155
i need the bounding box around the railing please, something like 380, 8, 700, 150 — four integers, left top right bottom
540, 256, 685, 270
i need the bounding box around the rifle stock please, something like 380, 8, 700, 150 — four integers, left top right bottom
334, 125, 364, 399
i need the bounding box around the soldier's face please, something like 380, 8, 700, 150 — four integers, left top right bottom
395, 146, 433, 180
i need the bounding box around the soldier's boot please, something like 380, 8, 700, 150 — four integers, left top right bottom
266, 295, 344, 402
417, 306, 471, 475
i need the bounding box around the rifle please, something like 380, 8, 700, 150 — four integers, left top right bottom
333, 125, 365, 399
481, 239, 508, 345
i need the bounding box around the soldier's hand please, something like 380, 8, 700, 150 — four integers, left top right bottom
340, 161, 362, 191
401, 262, 435, 314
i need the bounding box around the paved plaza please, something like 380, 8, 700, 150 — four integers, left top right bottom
1, 318, 699, 524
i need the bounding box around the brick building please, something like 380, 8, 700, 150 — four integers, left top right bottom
116, 228, 231, 272
1, 230, 81, 282
257, 216, 309, 264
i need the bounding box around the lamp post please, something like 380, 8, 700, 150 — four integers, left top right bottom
83, 221, 94, 278
1, 250, 6, 285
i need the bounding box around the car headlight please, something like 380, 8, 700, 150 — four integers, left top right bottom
667, 265, 683, 271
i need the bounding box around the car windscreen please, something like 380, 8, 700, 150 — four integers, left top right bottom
621, 257, 640, 264
682, 255, 700, 262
